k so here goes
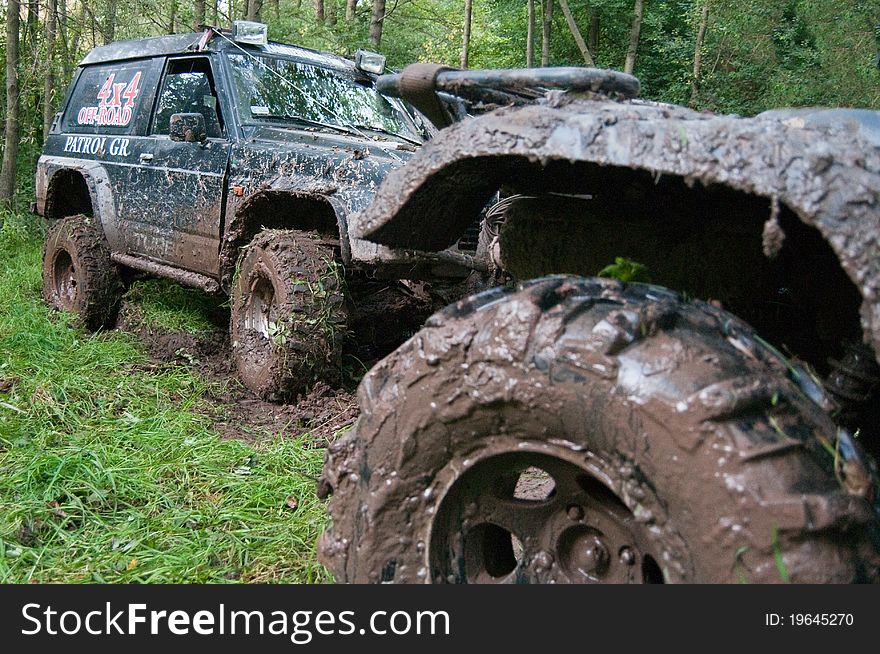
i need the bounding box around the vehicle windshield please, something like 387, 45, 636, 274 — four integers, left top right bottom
226, 52, 423, 142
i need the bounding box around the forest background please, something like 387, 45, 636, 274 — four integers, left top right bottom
0, 0, 878, 209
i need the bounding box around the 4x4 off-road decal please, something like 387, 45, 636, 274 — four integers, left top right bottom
77, 71, 142, 127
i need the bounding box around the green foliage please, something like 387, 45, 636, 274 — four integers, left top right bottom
0, 220, 330, 583
598, 256, 650, 283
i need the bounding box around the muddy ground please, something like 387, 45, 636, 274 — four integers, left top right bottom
116, 280, 437, 445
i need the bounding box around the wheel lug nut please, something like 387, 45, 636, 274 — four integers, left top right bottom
581, 537, 609, 574
567, 505, 584, 521
533, 550, 554, 570
619, 547, 635, 566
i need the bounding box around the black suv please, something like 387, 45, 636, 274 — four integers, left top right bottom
35, 23, 475, 399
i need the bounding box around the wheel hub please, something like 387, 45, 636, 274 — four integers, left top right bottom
245, 274, 278, 339
53, 250, 77, 310
429, 452, 664, 584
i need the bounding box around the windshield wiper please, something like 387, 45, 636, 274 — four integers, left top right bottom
262, 114, 360, 137
352, 124, 422, 146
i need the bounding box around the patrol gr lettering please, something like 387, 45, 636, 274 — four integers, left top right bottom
63, 136, 130, 157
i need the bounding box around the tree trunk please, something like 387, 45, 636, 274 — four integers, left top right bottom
526, 0, 535, 67
104, 0, 116, 44
624, 0, 643, 74
541, 0, 553, 66
345, 0, 357, 22
247, 0, 263, 21
588, 8, 599, 58
690, 1, 710, 106
369, 0, 385, 47
168, 1, 177, 33
25, 0, 36, 51
314, 0, 325, 23
558, 0, 595, 66
460, 0, 472, 68
44, 0, 58, 141
194, 0, 205, 28
1, 0, 21, 210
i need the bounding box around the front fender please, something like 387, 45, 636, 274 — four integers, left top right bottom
351, 98, 880, 361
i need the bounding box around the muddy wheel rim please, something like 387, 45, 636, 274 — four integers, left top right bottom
429, 452, 664, 584
52, 250, 78, 310
245, 273, 279, 340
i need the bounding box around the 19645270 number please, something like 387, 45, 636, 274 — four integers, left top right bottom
765, 614, 855, 626
792, 614, 853, 626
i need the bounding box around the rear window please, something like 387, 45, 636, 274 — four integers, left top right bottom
63, 59, 162, 135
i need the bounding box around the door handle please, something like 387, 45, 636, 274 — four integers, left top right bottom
139, 153, 154, 162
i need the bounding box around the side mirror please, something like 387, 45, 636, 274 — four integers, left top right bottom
169, 113, 207, 144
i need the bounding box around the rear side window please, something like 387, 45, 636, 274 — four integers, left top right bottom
63, 59, 161, 135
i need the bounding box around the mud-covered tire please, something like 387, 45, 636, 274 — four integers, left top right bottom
230, 230, 348, 401
319, 276, 880, 583
42, 215, 122, 330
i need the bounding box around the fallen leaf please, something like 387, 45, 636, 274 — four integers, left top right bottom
47, 501, 68, 519
127, 558, 138, 571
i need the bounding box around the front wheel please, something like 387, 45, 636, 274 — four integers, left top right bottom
230, 230, 348, 401
319, 276, 880, 583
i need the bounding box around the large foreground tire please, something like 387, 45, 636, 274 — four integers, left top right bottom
319, 276, 880, 583
42, 215, 122, 330
231, 230, 348, 401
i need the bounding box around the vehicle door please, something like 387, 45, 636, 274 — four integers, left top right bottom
118, 55, 232, 277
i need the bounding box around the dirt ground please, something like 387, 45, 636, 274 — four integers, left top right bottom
115, 281, 438, 445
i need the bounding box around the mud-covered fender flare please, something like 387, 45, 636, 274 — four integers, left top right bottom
37, 155, 122, 251
350, 99, 880, 362
219, 187, 351, 292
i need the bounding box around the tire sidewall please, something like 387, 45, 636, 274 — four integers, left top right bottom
43, 226, 89, 315
42, 216, 119, 330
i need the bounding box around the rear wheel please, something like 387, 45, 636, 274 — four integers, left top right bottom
319, 276, 880, 583
230, 229, 348, 401
42, 215, 122, 330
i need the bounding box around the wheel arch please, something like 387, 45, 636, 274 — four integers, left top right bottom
219, 188, 348, 292
350, 102, 880, 367
37, 158, 121, 250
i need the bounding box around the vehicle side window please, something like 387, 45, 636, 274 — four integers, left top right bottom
63, 60, 160, 135
152, 58, 224, 138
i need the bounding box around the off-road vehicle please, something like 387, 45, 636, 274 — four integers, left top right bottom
317, 74, 880, 583
37, 22, 473, 399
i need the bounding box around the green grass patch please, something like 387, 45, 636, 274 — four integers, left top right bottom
123, 278, 227, 335
0, 215, 329, 583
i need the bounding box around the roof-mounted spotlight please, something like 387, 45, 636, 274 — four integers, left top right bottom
232, 21, 268, 46
355, 49, 386, 75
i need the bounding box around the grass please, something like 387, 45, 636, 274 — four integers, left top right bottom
0, 213, 331, 583
122, 277, 227, 335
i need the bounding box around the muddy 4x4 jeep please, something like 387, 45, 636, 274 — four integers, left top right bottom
36, 22, 476, 399
316, 75, 880, 582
